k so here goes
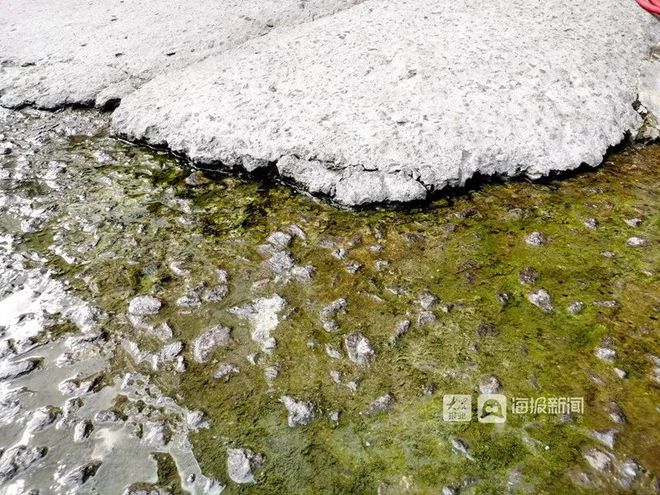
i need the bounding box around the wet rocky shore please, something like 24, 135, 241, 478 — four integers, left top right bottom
0, 107, 658, 494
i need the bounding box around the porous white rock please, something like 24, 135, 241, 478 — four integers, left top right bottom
226, 447, 264, 484
192, 325, 232, 363
344, 332, 375, 367
113, 0, 657, 205
0, 0, 364, 108
127, 295, 161, 316
230, 295, 287, 353
280, 396, 315, 427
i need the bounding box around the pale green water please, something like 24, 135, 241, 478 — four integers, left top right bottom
0, 109, 658, 494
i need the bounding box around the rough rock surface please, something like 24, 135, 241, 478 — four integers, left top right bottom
226, 447, 264, 484
230, 295, 287, 353
280, 396, 315, 427
112, 0, 658, 205
0, 0, 363, 109
192, 325, 232, 363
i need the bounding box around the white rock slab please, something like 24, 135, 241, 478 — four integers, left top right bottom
0, 0, 363, 108
112, 0, 658, 205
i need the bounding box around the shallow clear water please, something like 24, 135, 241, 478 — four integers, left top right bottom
0, 108, 658, 494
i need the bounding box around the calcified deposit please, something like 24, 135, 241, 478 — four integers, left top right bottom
0, 107, 657, 494
2, 0, 659, 205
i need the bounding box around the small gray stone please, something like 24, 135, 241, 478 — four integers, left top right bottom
0, 445, 47, 482
94, 410, 123, 424
73, 420, 93, 442
567, 301, 585, 315
226, 447, 264, 484
528, 289, 553, 312
594, 300, 619, 308
192, 325, 231, 363
584, 218, 598, 229
203, 285, 228, 302
618, 459, 641, 488
344, 332, 375, 367
142, 421, 168, 448
151, 322, 174, 342
626, 236, 648, 247
525, 231, 547, 246
518, 267, 539, 286
364, 394, 394, 415
608, 401, 627, 424
160, 341, 183, 362
417, 310, 436, 326
0, 358, 40, 380
583, 448, 612, 473
128, 295, 162, 316
325, 344, 342, 359
26, 406, 60, 433
57, 461, 101, 488
450, 438, 470, 457
419, 291, 438, 310
267, 231, 292, 249
280, 396, 315, 427
389, 320, 411, 344
595, 347, 616, 362
266, 251, 295, 273
613, 367, 627, 379
479, 374, 502, 394
591, 429, 617, 449
214, 363, 239, 380
186, 410, 209, 430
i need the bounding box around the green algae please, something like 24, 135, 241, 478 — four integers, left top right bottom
4, 114, 658, 493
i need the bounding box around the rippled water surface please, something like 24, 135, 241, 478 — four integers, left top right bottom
0, 108, 658, 494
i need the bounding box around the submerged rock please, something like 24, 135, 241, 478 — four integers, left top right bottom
214, 363, 240, 380
0, 445, 47, 482
344, 332, 375, 367
56, 461, 102, 488
479, 375, 502, 394
94, 410, 123, 424
527, 289, 553, 312
280, 396, 315, 427
128, 295, 162, 316
525, 231, 548, 246
591, 429, 618, 449
192, 325, 232, 363
363, 394, 394, 415
142, 421, 169, 449
25, 406, 61, 434
73, 419, 93, 443
226, 447, 264, 484
567, 301, 585, 315
0, 358, 40, 380
231, 295, 286, 353
626, 236, 648, 247
583, 448, 612, 473
518, 267, 539, 286
595, 347, 617, 362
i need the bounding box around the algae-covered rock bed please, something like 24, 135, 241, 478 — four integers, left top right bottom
0, 107, 658, 494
